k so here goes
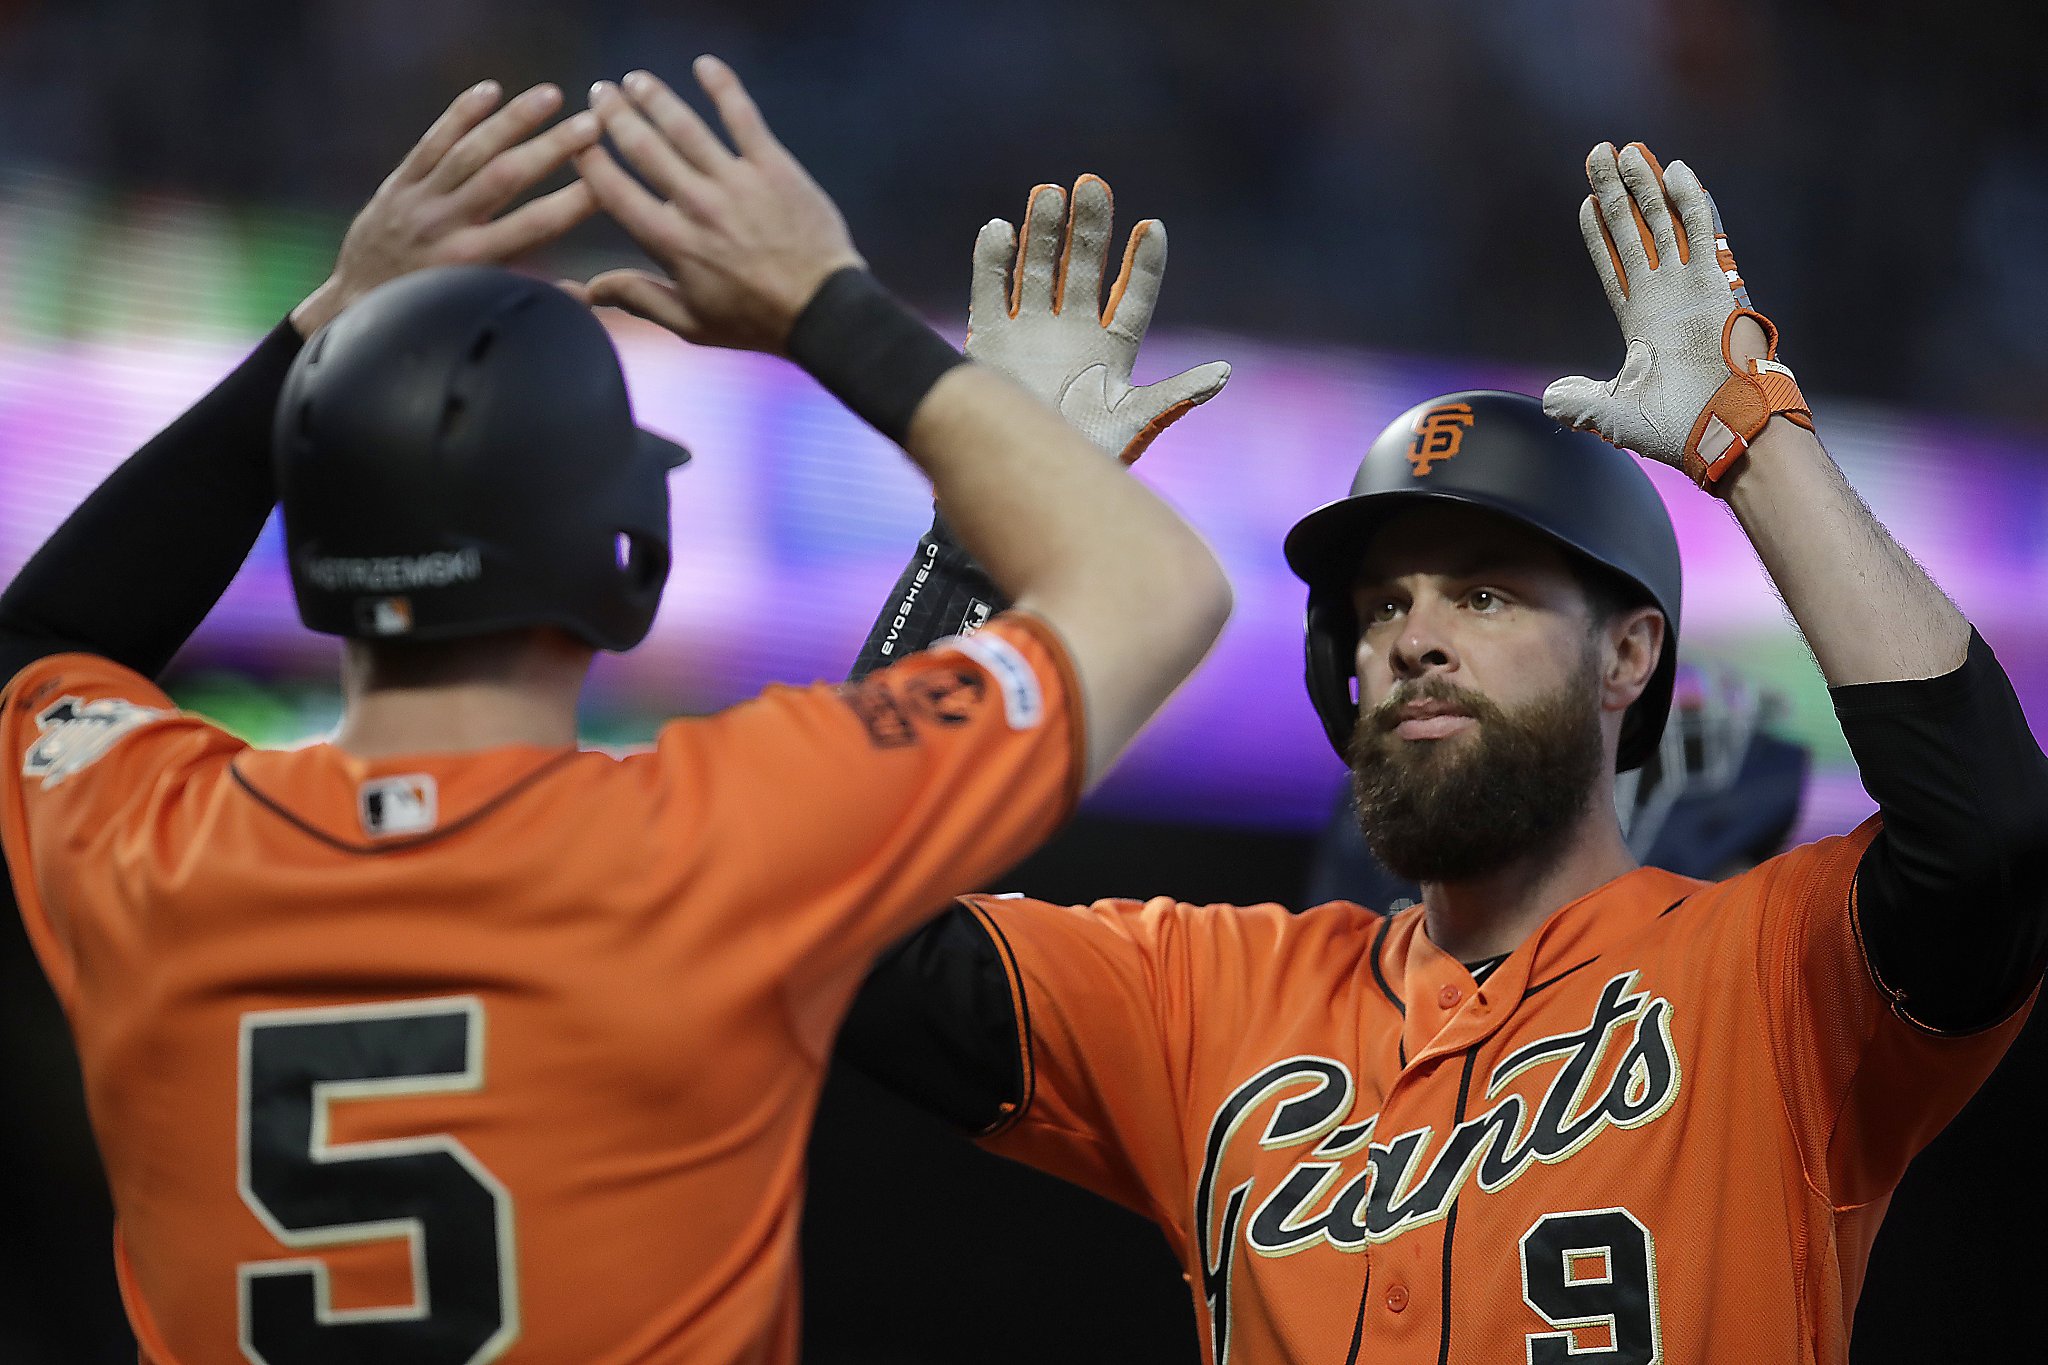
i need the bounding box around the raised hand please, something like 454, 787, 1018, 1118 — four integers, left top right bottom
1542, 142, 1811, 492
966, 176, 1229, 464
572, 57, 865, 353
291, 82, 602, 336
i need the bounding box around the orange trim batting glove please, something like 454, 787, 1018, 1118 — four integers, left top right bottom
1543, 142, 1814, 493
964, 175, 1230, 465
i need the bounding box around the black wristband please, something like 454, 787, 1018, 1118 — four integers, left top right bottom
787, 267, 965, 445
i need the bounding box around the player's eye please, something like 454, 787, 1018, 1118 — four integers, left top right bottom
1365, 598, 1402, 625
1465, 588, 1503, 613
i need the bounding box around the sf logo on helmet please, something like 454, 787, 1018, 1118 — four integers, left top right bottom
1408, 402, 1475, 475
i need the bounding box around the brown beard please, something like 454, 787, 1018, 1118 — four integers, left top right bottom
1347, 647, 1606, 884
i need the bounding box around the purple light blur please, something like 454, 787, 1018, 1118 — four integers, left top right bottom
2, 324, 2041, 840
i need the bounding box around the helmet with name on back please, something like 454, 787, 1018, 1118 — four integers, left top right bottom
275, 264, 690, 652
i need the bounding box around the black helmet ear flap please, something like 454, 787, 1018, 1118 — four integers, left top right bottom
1304, 587, 1361, 760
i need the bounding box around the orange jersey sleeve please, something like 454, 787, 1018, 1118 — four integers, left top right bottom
1734, 817, 2036, 1206
962, 893, 1323, 1245
0, 652, 246, 1006
654, 611, 1084, 1050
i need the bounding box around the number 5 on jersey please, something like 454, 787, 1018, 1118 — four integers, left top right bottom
237, 997, 519, 1365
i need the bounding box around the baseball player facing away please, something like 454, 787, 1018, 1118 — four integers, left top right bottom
0, 62, 1229, 1364
837, 148, 2048, 1363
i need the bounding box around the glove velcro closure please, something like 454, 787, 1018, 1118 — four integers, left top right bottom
1715, 232, 1753, 310
1683, 309, 1814, 492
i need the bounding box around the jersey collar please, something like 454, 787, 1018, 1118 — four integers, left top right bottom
229, 743, 580, 854
1381, 864, 1701, 1069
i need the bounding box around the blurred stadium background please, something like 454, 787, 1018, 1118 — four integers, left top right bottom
2, 0, 2044, 1360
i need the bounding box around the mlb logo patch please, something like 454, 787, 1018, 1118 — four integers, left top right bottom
958, 598, 994, 635
356, 596, 415, 636
359, 774, 438, 838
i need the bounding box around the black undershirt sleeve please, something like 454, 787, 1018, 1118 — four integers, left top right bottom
0, 318, 303, 687
836, 512, 1023, 1132
835, 905, 1020, 1132
0, 317, 303, 1159
1837, 629, 2048, 1033
849, 514, 1006, 682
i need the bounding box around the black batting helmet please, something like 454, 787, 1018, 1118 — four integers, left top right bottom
1282, 390, 1681, 772
276, 265, 690, 652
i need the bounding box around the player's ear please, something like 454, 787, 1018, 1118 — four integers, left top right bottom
1600, 606, 1664, 713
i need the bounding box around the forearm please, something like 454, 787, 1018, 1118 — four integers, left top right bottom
849, 515, 1005, 682
1721, 416, 1968, 685
904, 366, 1231, 781
1546, 147, 1964, 688
791, 268, 1229, 783
1718, 359, 2037, 1029
789, 268, 1211, 622
0, 319, 303, 684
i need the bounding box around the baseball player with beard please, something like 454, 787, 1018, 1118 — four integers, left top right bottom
836, 149, 2048, 1362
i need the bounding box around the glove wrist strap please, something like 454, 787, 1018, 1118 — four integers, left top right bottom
1683, 308, 1815, 493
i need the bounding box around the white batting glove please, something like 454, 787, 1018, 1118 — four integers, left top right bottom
965, 175, 1230, 464
1544, 142, 1812, 492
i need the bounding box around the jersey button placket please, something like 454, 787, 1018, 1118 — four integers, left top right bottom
1385, 1283, 1409, 1314
1437, 984, 1461, 1010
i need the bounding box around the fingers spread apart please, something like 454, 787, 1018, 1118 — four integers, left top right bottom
1585, 142, 1648, 288
428, 84, 565, 194
575, 144, 683, 259
692, 55, 784, 161
451, 108, 601, 223
588, 80, 718, 214
454, 179, 598, 265
621, 70, 734, 176
393, 81, 503, 186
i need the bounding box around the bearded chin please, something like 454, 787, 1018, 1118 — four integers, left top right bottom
1347, 661, 1607, 885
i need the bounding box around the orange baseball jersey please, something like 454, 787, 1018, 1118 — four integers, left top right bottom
0, 612, 1081, 1365
967, 823, 2032, 1365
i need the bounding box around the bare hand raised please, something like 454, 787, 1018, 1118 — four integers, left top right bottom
572, 57, 865, 353
291, 82, 603, 337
